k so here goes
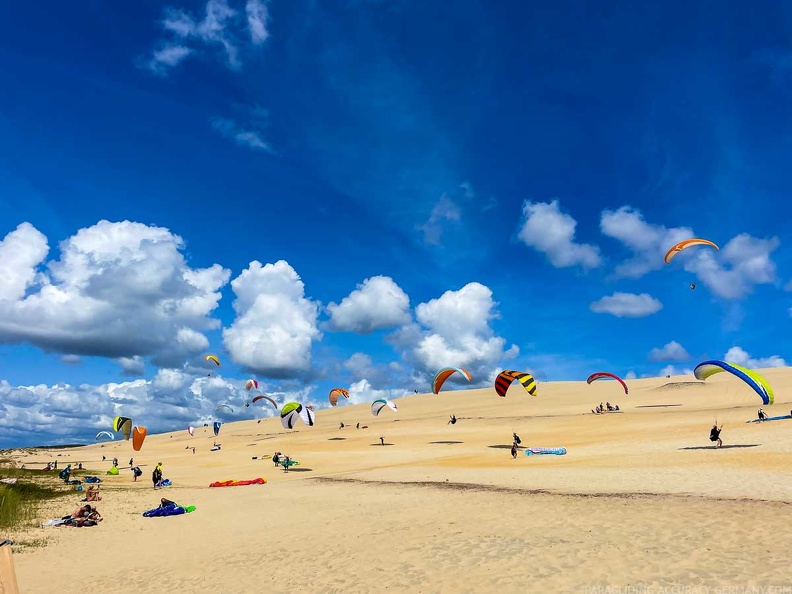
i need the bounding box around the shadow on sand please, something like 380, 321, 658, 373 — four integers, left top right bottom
370, 443, 395, 447
636, 404, 683, 408
678, 444, 760, 450
428, 441, 463, 445
488, 445, 524, 450
327, 437, 346, 441
283, 467, 313, 472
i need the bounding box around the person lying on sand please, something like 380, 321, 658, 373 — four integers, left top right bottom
710, 423, 723, 448
71, 505, 91, 519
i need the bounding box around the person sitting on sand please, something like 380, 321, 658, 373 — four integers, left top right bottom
606, 402, 613, 411
448, 415, 457, 425
85, 486, 101, 502
71, 504, 91, 519
340, 422, 345, 429
757, 408, 766, 421
710, 423, 723, 448
159, 498, 176, 508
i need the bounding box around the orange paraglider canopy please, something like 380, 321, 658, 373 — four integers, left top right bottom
132, 426, 147, 451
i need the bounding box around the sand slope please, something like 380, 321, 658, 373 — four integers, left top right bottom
8, 371, 792, 592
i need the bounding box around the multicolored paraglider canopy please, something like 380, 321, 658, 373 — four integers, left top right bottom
280, 402, 315, 429
328, 388, 350, 406
693, 360, 774, 405
494, 370, 537, 397
245, 379, 258, 391
663, 239, 719, 264
586, 372, 628, 394
187, 426, 195, 436
432, 367, 472, 394
113, 416, 132, 440
370, 399, 397, 417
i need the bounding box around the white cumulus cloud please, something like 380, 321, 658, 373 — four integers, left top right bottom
648, 341, 690, 362
222, 260, 321, 378
590, 292, 663, 318
390, 282, 519, 384
683, 234, 779, 300
599, 206, 694, 279
0, 371, 300, 448
724, 346, 786, 369
0, 220, 229, 367
327, 276, 411, 333
517, 200, 601, 270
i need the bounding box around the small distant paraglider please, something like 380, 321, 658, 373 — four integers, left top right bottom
663, 238, 719, 264
328, 388, 350, 407
690, 283, 696, 290
205, 354, 220, 376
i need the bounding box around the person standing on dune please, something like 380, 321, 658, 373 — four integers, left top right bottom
709, 423, 723, 448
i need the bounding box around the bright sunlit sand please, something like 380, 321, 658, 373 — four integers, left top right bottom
6, 370, 792, 593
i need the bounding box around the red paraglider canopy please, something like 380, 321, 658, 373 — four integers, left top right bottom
586, 372, 628, 394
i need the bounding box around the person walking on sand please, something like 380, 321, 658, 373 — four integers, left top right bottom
380, 436, 385, 446
710, 423, 723, 448
511, 441, 518, 459
129, 458, 133, 467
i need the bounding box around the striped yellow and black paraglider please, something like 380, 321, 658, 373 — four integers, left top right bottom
494, 370, 537, 397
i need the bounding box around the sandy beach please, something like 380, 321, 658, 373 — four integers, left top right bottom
7, 371, 792, 593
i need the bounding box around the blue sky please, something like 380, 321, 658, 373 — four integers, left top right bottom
1, 0, 791, 447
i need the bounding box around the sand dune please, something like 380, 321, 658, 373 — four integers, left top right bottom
7, 371, 792, 592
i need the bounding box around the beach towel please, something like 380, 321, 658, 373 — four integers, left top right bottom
142, 503, 195, 517
209, 478, 267, 488
83, 476, 101, 483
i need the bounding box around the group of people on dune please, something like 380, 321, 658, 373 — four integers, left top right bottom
592, 402, 620, 414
